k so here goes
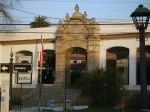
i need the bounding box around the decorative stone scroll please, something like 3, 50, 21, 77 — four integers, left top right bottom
67, 26, 83, 38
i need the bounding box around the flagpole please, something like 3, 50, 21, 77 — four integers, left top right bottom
38, 34, 44, 111
38, 62, 43, 111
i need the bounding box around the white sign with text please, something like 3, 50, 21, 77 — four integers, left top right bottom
17, 73, 32, 84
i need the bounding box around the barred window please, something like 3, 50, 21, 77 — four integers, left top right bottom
106, 47, 129, 85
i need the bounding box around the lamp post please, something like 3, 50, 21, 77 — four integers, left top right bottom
9, 47, 13, 111
130, 4, 150, 112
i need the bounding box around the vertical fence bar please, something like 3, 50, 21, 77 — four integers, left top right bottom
64, 86, 66, 111
19, 84, 22, 111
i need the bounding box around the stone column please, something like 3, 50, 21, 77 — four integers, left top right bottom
94, 46, 100, 68
87, 37, 100, 71
54, 52, 66, 86
65, 52, 71, 86
87, 50, 94, 71
1, 80, 10, 112
100, 49, 106, 68
129, 48, 137, 85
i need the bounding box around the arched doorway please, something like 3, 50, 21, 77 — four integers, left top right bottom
66, 47, 87, 86
38, 50, 55, 84
106, 47, 129, 85
136, 45, 150, 85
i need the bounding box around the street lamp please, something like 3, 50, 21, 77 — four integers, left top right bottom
130, 4, 150, 112
9, 47, 13, 111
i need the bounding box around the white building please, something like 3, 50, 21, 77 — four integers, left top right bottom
0, 4, 150, 87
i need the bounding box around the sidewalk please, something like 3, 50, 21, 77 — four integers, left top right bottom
13, 105, 88, 112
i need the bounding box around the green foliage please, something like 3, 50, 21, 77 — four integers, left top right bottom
30, 15, 51, 28
12, 100, 21, 105
76, 67, 125, 106
71, 70, 81, 86
132, 93, 150, 108
132, 93, 140, 108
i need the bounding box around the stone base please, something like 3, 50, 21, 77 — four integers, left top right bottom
54, 81, 63, 87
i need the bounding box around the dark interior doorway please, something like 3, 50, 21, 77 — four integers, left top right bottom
66, 47, 87, 86
42, 70, 53, 84
38, 50, 55, 84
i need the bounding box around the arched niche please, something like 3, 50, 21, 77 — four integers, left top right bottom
15, 50, 32, 63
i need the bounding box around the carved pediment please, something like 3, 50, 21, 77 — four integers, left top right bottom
66, 21, 87, 38
56, 4, 100, 39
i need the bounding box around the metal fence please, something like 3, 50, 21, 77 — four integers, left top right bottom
0, 88, 1, 112
11, 84, 150, 111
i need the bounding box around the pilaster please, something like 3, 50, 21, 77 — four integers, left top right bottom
54, 52, 66, 86
87, 36, 100, 70
1, 79, 9, 112
129, 48, 137, 85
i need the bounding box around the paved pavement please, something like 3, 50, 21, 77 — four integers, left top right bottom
13, 105, 88, 112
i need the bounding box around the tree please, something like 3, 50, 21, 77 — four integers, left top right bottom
30, 15, 51, 28
0, 0, 21, 30
76, 67, 125, 106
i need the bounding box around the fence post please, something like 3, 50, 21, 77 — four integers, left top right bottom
122, 100, 124, 112
1, 80, 10, 112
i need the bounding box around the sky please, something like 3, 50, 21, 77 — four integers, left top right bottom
11, 0, 150, 29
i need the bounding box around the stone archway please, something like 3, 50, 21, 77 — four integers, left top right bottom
54, 4, 100, 86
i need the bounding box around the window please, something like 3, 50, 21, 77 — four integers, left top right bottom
106, 47, 129, 85
73, 61, 77, 64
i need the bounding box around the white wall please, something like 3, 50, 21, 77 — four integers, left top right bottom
0, 44, 2, 85
0, 43, 55, 85
0, 36, 150, 86
100, 37, 150, 85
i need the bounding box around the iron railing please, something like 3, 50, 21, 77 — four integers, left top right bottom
11, 84, 150, 111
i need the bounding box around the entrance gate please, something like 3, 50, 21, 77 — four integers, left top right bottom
54, 4, 100, 86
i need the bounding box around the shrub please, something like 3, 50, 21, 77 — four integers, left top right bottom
75, 67, 125, 106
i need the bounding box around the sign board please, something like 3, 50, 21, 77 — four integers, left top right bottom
13, 64, 32, 73
0, 63, 32, 73
17, 73, 32, 84
0, 63, 9, 73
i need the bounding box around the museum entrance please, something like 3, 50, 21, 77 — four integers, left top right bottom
65, 47, 87, 86
38, 50, 55, 84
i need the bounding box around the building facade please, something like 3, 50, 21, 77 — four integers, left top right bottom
0, 4, 150, 87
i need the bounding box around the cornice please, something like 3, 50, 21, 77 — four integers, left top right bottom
0, 32, 149, 45
100, 32, 150, 40
0, 38, 55, 45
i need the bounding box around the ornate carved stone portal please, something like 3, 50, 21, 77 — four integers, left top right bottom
54, 4, 100, 86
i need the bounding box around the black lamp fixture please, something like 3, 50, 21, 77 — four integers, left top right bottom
130, 4, 150, 112
130, 4, 150, 30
